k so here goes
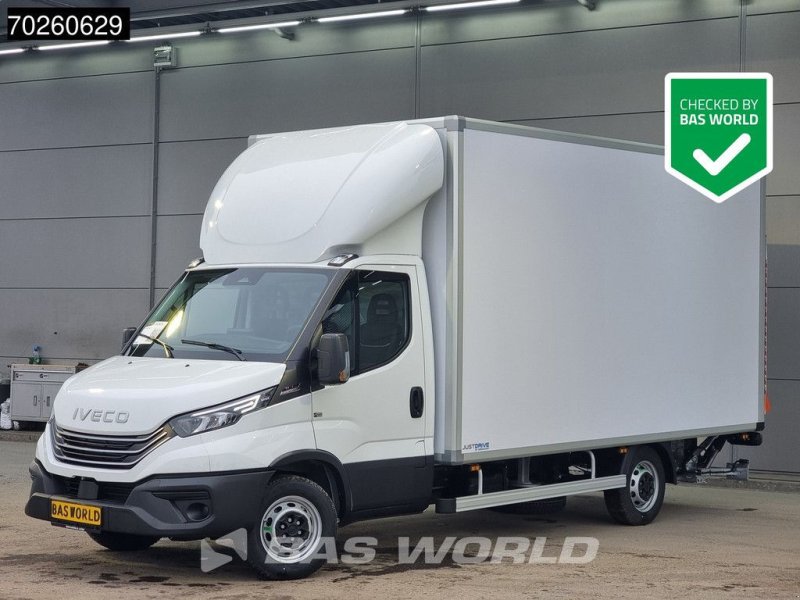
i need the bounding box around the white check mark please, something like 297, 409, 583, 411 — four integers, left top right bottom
692, 133, 751, 176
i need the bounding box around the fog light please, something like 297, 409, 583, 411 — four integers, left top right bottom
186, 502, 210, 521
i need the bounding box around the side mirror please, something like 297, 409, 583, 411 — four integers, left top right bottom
317, 333, 350, 385
121, 327, 137, 352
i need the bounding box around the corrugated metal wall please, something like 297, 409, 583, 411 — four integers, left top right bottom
0, 0, 797, 471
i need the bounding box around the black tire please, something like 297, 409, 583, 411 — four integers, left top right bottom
604, 445, 666, 525
87, 531, 159, 551
247, 475, 337, 580
491, 496, 567, 515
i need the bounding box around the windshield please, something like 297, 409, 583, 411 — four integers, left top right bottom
127, 267, 333, 362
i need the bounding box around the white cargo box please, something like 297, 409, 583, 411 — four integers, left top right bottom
421, 118, 765, 464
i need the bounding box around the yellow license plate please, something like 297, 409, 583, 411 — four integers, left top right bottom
51, 499, 102, 527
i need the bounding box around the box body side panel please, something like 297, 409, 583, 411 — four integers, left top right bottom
443, 127, 762, 462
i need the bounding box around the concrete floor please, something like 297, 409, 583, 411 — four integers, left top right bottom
2, 440, 799, 600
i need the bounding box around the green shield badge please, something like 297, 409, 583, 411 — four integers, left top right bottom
665, 73, 772, 203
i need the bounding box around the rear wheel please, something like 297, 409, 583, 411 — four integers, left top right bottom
247, 475, 337, 580
87, 531, 159, 551
604, 445, 665, 525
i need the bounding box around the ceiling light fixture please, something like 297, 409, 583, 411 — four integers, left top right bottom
38, 40, 111, 51
127, 31, 202, 43
0, 0, 535, 59
317, 9, 407, 23
217, 20, 301, 33
424, 0, 520, 12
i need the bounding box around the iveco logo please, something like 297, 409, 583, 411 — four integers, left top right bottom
72, 408, 130, 424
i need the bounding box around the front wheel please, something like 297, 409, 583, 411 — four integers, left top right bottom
247, 475, 337, 580
604, 446, 665, 525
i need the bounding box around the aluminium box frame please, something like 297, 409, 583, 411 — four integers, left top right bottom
424, 117, 766, 465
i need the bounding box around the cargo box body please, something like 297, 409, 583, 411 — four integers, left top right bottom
420, 118, 765, 464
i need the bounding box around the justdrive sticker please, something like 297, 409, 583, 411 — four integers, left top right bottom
665, 73, 773, 203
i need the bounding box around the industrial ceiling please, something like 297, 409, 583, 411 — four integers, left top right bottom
0, 0, 407, 40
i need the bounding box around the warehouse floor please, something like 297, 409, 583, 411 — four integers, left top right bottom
2, 440, 798, 600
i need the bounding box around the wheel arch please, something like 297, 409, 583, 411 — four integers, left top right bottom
269, 450, 352, 518
649, 443, 677, 484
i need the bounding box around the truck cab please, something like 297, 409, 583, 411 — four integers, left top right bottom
27, 121, 445, 578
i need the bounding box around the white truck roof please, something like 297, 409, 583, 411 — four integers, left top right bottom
200, 121, 444, 265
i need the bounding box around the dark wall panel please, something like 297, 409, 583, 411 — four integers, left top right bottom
768, 244, 800, 288
768, 104, 800, 196
0, 217, 150, 288
748, 0, 800, 14
0, 289, 149, 361
159, 48, 416, 142
0, 145, 151, 219
765, 288, 800, 381
747, 11, 800, 104
0, 47, 151, 85
419, 19, 739, 122
0, 72, 153, 151
766, 197, 800, 250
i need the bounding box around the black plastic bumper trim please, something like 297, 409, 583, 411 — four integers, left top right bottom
25, 461, 275, 540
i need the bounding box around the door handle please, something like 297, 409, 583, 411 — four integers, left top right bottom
410, 387, 424, 419
33, 395, 38, 406
46, 396, 51, 407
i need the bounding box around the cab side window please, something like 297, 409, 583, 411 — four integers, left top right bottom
322, 270, 411, 375
357, 271, 410, 371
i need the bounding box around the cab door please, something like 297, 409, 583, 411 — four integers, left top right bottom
311, 265, 430, 514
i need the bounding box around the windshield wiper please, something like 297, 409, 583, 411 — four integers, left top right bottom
181, 339, 246, 361
135, 333, 174, 358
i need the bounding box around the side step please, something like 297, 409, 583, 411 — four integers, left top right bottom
436, 474, 626, 513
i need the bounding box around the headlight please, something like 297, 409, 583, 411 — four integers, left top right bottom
168, 387, 276, 437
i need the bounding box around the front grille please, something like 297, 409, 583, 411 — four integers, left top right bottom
53, 474, 136, 504
52, 424, 174, 470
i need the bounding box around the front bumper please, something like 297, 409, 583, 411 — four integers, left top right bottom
25, 460, 274, 539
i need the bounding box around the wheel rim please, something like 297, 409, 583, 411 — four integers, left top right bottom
259, 495, 322, 564
629, 459, 659, 513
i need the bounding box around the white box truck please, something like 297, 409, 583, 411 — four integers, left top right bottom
26, 117, 765, 579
